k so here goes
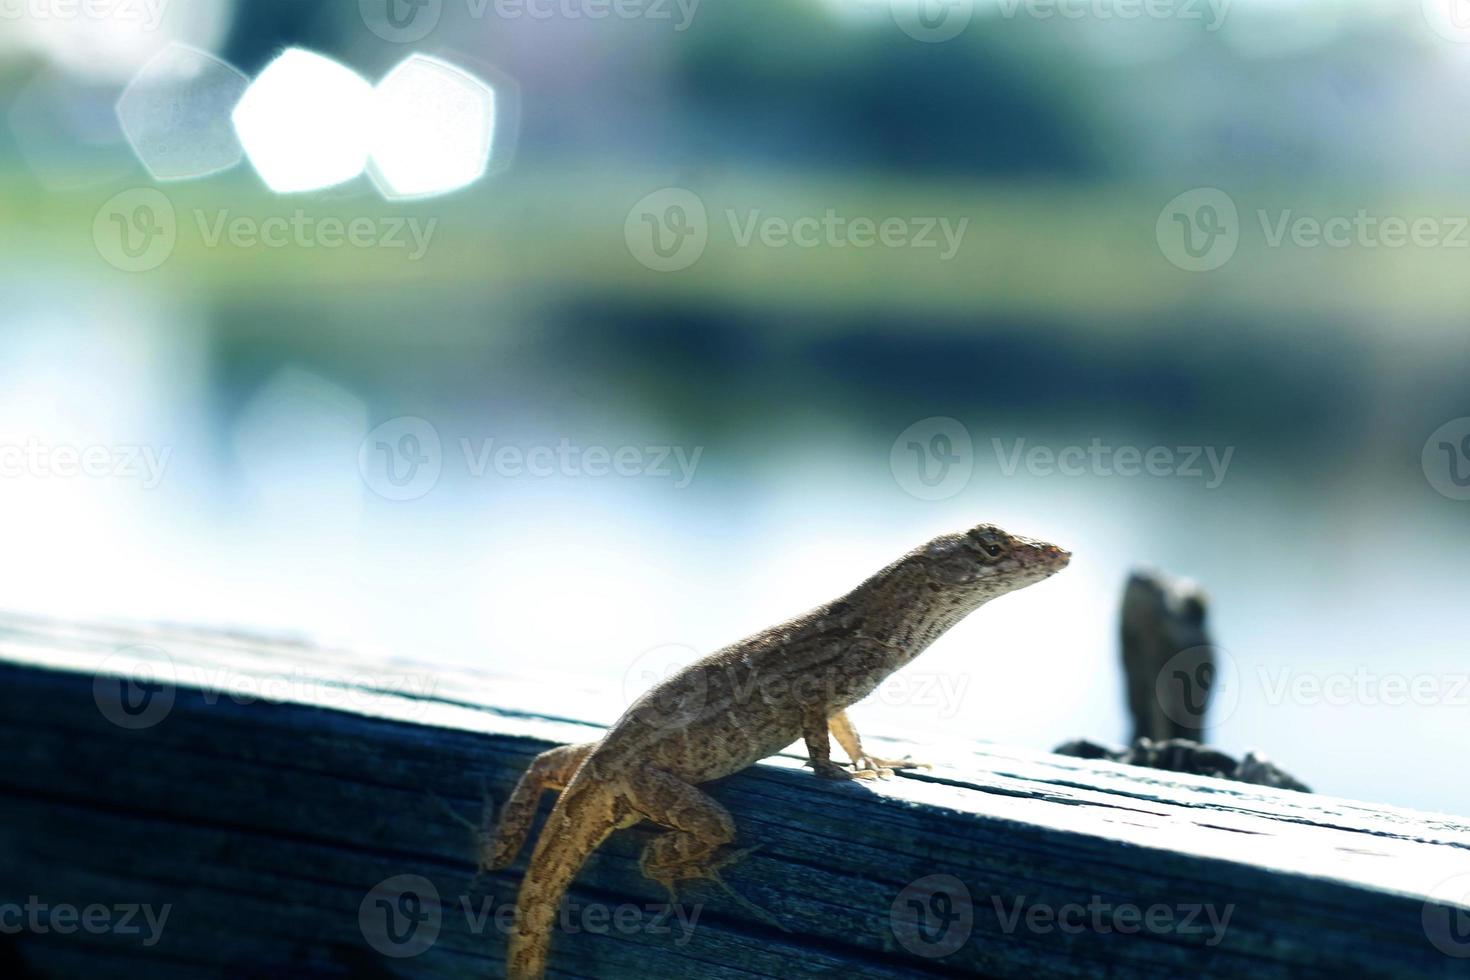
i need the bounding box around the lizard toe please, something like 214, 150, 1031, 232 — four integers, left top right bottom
862, 754, 931, 772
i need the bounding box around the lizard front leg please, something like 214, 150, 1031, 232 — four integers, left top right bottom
483, 742, 596, 871
829, 710, 931, 775
803, 708, 884, 779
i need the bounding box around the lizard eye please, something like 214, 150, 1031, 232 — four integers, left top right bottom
981, 541, 1004, 559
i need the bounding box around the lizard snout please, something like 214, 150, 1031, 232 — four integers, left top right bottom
1023, 539, 1071, 570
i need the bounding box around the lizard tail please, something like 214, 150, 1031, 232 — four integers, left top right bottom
506, 783, 620, 980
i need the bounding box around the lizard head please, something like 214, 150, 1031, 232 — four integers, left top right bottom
918, 524, 1071, 599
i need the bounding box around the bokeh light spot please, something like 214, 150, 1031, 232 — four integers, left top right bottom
117, 44, 248, 182
231, 49, 373, 194
368, 55, 496, 201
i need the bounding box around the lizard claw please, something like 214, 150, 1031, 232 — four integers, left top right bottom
852, 766, 893, 780
860, 755, 930, 774
703, 853, 790, 934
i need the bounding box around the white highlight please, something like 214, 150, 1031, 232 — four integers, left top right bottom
227, 48, 498, 198
231, 49, 373, 194
368, 55, 496, 201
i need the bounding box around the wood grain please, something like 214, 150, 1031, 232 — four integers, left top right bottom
0, 613, 1466, 978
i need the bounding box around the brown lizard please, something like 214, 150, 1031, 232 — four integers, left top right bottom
480, 523, 1070, 978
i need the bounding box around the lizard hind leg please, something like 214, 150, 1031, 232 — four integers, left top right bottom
482, 741, 596, 872
627, 766, 789, 933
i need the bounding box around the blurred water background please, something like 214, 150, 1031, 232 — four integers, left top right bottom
1, 0, 1468, 812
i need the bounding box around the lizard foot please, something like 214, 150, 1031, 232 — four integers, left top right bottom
641, 841, 788, 930
641, 838, 759, 887
810, 759, 862, 780
811, 759, 890, 780
427, 775, 497, 886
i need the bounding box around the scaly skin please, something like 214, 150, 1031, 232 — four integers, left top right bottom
482, 523, 1071, 978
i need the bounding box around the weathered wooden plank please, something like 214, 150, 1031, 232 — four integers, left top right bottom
0, 614, 1467, 978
